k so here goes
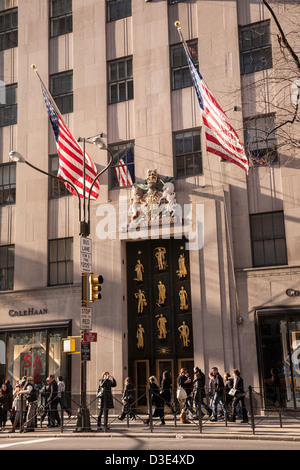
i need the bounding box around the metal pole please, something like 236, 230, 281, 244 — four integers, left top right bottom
248, 386, 255, 435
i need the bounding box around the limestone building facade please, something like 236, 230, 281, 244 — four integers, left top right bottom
0, 0, 299, 412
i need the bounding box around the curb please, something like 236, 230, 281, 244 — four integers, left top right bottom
2, 430, 300, 442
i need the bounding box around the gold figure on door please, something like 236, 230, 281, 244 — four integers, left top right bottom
178, 321, 190, 347
154, 247, 167, 270
135, 289, 147, 314
134, 260, 144, 282
136, 324, 145, 349
176, 253, 187, 279
157, 281, 166, 306
156, 313, 167, 339
179, 286, 188, 310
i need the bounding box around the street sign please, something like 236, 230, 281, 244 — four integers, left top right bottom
80, 306, 92, 330
83, 332, 97, 342
80, 237, 92, 273
81, 342, 91, 361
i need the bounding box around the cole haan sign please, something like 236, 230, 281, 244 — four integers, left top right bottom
9, 308, 48, 317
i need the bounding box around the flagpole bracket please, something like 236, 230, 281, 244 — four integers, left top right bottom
80, 221, 90, 237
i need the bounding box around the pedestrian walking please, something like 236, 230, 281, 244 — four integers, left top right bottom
177, 368, 194, 417
230, 369, 248, 423
209, 367, 227, 421
118, 377, 135, 421
97, 372, 116, 431
18, 376, 38, 432
9, 382, 24, 433
160, 370, 175, 415
193, 367, 212, 418
146, 376, 165, 426
47, 375, 60, 427
57, 376, 71, 419
0, 384, 11, 430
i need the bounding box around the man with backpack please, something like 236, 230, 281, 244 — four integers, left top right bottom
18, 376, 38, 432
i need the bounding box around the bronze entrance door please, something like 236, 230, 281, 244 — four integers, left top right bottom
126, 238, 194, 410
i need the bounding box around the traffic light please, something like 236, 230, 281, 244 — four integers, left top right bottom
82, 273, 104, 304
89, 274, 103, 301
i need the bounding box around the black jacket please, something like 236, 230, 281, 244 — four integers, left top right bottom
209, 373, 224, 396
193, 370, 206, 401
97, 378, 117, 410
48, 379, 58, 405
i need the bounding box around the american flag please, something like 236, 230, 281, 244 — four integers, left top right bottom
39, 78, 100, 200
181, 39, 249, 174
114, 148, 134, 187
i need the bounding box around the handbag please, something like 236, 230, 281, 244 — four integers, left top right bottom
228, 388, 237, 397
176, 387, 187, 400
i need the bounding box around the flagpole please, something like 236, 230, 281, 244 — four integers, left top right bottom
174, 21, 189, 51
31, 64, 62, 117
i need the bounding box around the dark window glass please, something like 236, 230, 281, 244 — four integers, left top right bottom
0, 245, 14, 291
0, 8, 18, 51
109, 142, 134, 188
240, 21, 272, 74
250, 211, 287, 267
0, 84, 17, 128
107, 0, 131, 23
50, 71, 73, 114
171, 40, 198, 90
0, 163, 16, 206
50, 0, 72, 37
244, 114, 277, 166
49, 155, 70, 199
48, 238, 73, 286
108, 57, 133, 104
174, 129, 202, 178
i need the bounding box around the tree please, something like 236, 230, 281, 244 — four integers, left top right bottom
241, 0, 300, 167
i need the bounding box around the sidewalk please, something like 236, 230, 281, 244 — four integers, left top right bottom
2, 414, 300, 442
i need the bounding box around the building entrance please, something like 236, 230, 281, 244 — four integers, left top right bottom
257, 309, 300, 409
126, 238, 194, 409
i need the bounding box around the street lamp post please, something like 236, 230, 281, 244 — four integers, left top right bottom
9, 136, 113, 432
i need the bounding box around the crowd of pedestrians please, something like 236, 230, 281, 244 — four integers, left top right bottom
94, 365, 248, 429
0, 366, 249, 432
142, 365, 249, 426
0, 375, 71, 433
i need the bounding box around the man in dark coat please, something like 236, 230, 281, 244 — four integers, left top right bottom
193, 367, 212, 418
97, 372, 117, 430
47, 375, 60, 427
209, 367, 227, 421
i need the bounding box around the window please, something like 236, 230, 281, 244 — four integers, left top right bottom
171, 40, 198, 90
0, 83, 17, 127
0, 245, 14, 291
0, 8, 18, 51
2, 324, 71, 391
169, 0, 185, 4
0, 163, 16, 205
50, 0, 72, 37
49, 155, 70, 199
244, 114, 277, 166
240, 20, 272, 74
108, 57, 133, 104
109, 142, 134, 188
48, 238, 73, 286
50, 71, 73, 114
107, 0, 131, 23
250, 211, 287, 268
174, 129, 202, 178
